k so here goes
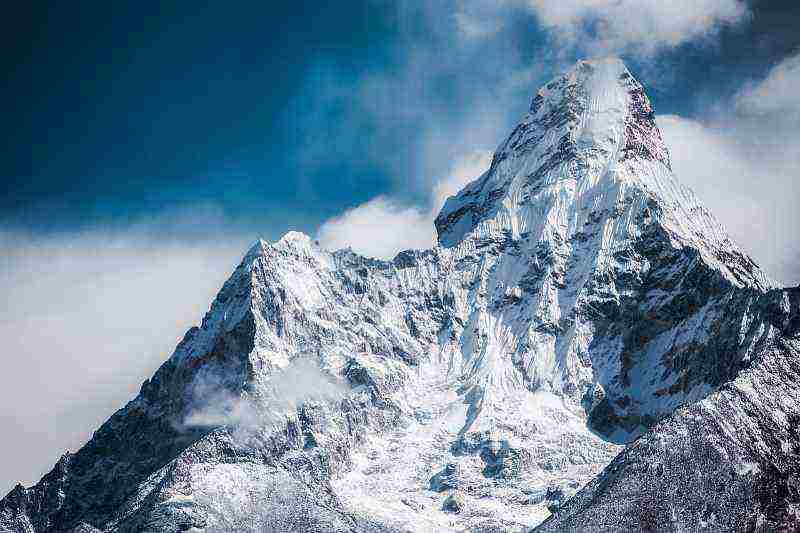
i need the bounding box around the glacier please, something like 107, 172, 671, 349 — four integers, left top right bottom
1, 57, 798, 532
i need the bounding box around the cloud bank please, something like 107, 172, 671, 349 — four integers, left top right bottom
0, 216, 249, 493
657, 52, 800, 285
523, 0, 749, 55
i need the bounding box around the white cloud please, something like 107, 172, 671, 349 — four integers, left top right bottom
0, 216, 251, 494
736, 52, 800, 116
432, 150, 493, 211
658, 114, 800, 285
657, 52, 800, 287
181, 358, 347, 433
316, 197, 435, 260
317, 150, 492, 260
525, 0, 749, 54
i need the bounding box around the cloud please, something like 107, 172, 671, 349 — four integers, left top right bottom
736, 52, 800, 116
658, 114, 800, 285
0, 212, 252, 494
657, 51, 800, 287
181, 357, 348, 432
317, 150, 492, 259
292, 2, 545, 208
432, 150, 493, 211
316, 197, 435, 260
524, 0, 749, 55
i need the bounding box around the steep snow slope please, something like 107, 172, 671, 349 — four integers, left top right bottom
1, 58, 791, 532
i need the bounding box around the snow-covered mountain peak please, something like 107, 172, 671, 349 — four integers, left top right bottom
533, 56, 669, 166
243, 237, 270, 260
533, 56, 630, 110
428, 58, 771, 445
242, 231, 318, 259
434, 57, 673, 248
434, 57, 766, 287
243, 232, 319, 262
2, 59, 793, 533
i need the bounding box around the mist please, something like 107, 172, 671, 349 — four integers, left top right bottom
0, 219, 250, 493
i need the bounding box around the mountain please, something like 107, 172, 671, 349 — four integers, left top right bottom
537, 285, 800, 531
2, 57, 797, 532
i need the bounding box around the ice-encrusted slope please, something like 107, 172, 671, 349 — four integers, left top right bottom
433, 57, 771, 441
1, 58, 790, 532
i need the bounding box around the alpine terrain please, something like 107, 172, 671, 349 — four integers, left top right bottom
2, 57, 798, 532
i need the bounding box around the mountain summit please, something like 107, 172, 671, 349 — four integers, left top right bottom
2, 58, 798, 532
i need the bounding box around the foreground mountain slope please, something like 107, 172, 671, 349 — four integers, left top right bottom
1, 58, 793, 532
536, 287, 800, 531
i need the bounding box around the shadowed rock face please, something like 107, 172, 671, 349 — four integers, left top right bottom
1, 58, 794, 532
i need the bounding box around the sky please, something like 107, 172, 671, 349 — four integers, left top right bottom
1, 0, 799, 493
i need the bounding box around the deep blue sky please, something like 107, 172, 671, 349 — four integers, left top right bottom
2, 0, 798, 239
2, 2, 400, 236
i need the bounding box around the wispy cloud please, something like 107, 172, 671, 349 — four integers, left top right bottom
658, 51, 800, 286
454, 8, 505, 39
0, 208, 251, 493
736, 52, 800, 116
523, 0, 749, 55
317, 197, 435, 260
431, 150, 494, 213
181, 357, 348, 432
292, 3, 543, 205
